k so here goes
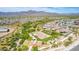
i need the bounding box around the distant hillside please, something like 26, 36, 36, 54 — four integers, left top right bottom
0, 10, 79, 17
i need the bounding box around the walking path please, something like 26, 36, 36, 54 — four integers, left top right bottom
28, 40, 37, 51
28, 33, 37, 51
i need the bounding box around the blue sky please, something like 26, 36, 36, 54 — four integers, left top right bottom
0, 7, 79, 13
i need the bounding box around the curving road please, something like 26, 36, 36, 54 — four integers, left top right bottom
70, 44, 79, 51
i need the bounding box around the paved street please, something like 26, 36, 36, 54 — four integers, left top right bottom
70, 44, 79, 51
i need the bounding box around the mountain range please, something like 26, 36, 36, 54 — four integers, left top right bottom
0, 10, 79, 17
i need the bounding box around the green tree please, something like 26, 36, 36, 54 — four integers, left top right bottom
32, 46, 38, 51
21, 45, 29, 51
1, 47, 8, 51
